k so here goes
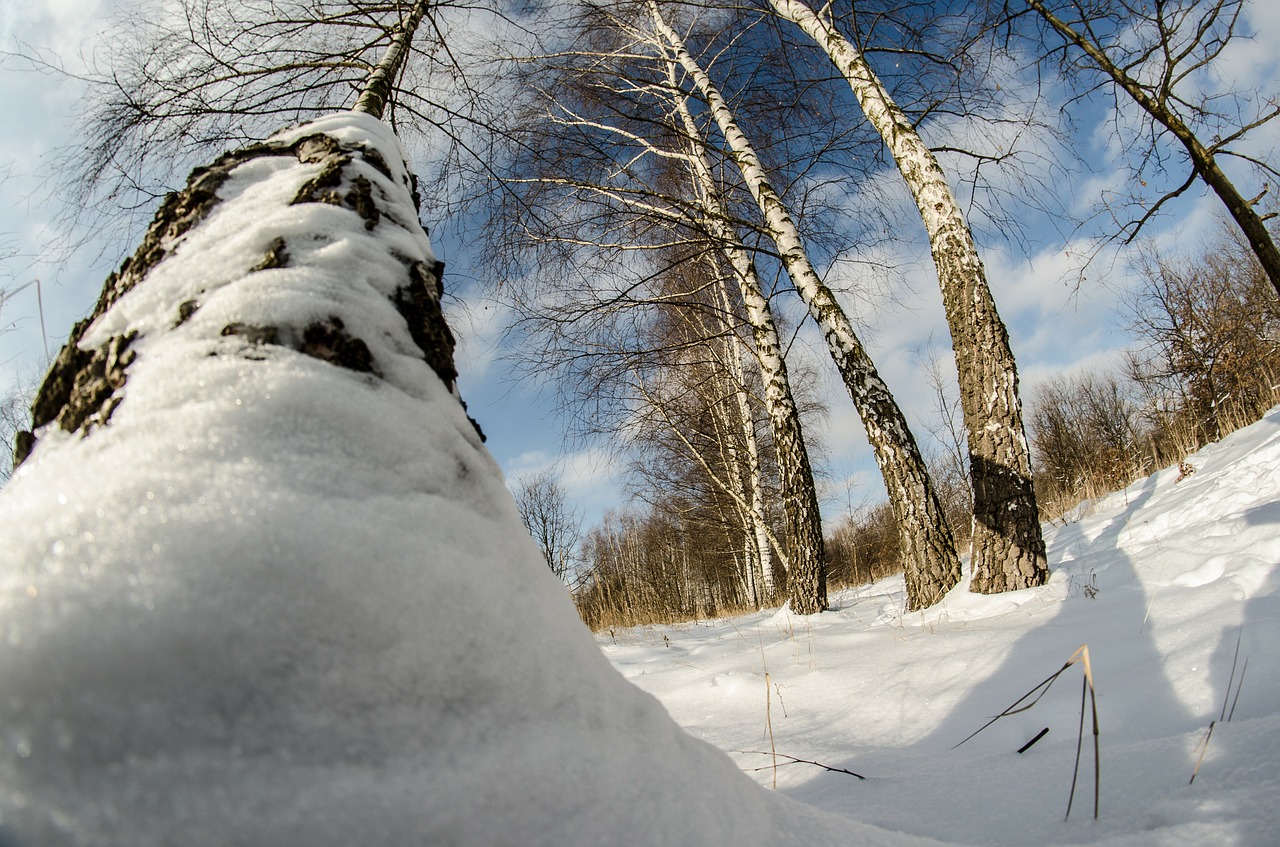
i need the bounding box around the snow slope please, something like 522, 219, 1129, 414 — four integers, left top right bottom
604, 408, 1280, 846
0, 112, 916, 847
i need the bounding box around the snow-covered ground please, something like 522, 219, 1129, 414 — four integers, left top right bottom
603, 407, 1280, 846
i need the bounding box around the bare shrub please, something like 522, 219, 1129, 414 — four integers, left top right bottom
1126, 229, 1280, 445
1030, 226, 1280, 520
1029, 370, 1148, 516
824, 502, 902, 590
573, 506, 759, 631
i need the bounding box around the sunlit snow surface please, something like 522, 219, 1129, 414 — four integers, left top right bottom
605, 408, 1280, 846
0, 113, 900, 847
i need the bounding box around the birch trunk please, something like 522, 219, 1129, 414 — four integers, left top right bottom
352, 0, 433, 120
766, 0, 1048, 594
676, 109, 825, 611
654, 5, 960, 611
706, 363, 770, 603
709, 266, 778, 600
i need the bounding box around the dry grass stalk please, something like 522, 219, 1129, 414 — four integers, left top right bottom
765, 671, 777, 789
954, 644, 1100, 820
1190, 627, 1250, 784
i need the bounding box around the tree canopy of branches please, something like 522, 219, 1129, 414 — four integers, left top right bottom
1029, 224, 1280, 515
1014, 0, 1280, 297
1125, 226, 1280, 441
514, 469, 586, 584
60, 0, 517, 234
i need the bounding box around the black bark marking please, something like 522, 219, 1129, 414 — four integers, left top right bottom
292, 135, 350, 206
295, 134, 343, 164
409, 172, 423, 213
12, 429, 35, 467
460, 398, 486, 443
393, 261, 457, 389
221, 323, 280, 346
344, 175, 380, 230
301, 316, 376, 374
27, 331, 137, 442
362, 146, 394, 181
176, 299, 201, 326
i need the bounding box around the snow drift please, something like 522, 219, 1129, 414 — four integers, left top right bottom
0, 112, 936, 846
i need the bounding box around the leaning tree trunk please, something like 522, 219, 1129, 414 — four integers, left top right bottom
766, 0, 1048, 594
655, 8, 960, 610
351, 0, 433, 120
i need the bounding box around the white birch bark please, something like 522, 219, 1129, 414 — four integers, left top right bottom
708, 262, 777, 599
702, 356, 768, 604
352, 0, 433, 120
652, 3, 961, 610
765, 0, 1048, 593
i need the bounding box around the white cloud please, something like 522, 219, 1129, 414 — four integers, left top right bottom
444, 291, 511, 386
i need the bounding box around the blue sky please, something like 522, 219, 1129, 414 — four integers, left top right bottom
3, 0, 1278, 526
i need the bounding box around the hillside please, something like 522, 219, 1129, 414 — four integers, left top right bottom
603, 407, 1280, 846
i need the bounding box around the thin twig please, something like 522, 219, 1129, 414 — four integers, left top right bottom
735, 751, 866, 780
35, 278, 50, 362
953, 659, 1074, 749
1018, 727, 1050, 754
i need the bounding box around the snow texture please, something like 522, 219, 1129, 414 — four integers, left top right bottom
0, 112, 913, 846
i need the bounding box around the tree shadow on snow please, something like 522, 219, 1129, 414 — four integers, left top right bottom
781, 472, 1202, 843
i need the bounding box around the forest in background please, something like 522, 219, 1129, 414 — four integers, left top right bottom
538, 225, 1280, 630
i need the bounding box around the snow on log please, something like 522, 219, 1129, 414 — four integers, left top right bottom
0, 113, 917, 846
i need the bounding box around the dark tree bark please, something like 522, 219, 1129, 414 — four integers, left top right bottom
16, 129, 457, 470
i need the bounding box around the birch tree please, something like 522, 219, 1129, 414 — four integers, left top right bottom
669, 79, 827, 613
514, 469, 586, 583
1018, 0, 1280, 299
492, 18, 833, 612
18, 0, 444, 469
649, 3, 963, 610
1, 10, 865, 839
621, 260, 791, 605
761, 0, 1049, 594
